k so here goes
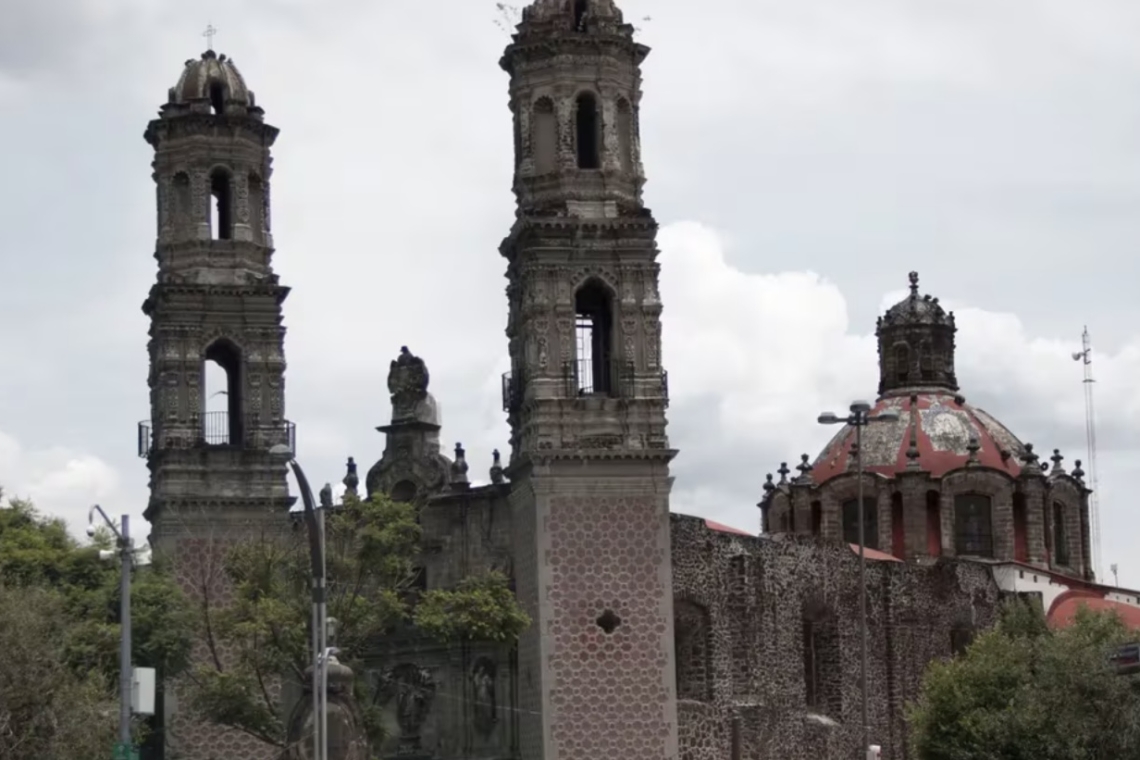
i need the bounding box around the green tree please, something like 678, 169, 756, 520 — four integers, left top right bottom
0, 493, 194, 755
188, 491, 530, 748
908, 597, 1140, 760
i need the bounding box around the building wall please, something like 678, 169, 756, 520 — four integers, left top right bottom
669, 515, 1002, 760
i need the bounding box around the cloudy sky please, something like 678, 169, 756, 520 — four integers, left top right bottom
2, 0, 1138, 586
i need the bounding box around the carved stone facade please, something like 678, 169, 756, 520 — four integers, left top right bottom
141, 49, 293, 760
143, 5, 1134, 760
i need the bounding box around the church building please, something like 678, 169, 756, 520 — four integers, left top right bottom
136, 1, 1140, 759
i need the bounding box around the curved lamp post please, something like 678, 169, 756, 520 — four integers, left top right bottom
818, 401, 899, 760
270, 443, 328, 760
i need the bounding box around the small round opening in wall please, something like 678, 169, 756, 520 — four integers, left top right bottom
596, 609, 622, 634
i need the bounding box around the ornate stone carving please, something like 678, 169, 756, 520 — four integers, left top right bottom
187, 373, 201, 416
556, 270, 572, 305
601, 98, 620, 172
643, 274, 660, 305
235, 172, 250, 223
645, 318, 661, 368
190, 169, 208, 234
557, 317, 573, 364
535, 319, 550, 371
471, 657, 497, 737
621, 317, 637, 364
158, 174, 173, 237
388, 347, 430, 421
557, 96, 575, 166
376, 664, 437, 752
263, 179, 272, 232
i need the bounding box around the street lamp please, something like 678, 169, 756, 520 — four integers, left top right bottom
818, 400, 899, 760
270, 443, 329, 760
87, 505, 146, 760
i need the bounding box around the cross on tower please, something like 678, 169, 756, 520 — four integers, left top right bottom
202, 23, 218, 51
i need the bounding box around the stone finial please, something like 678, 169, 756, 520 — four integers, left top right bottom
1072, 459, 1086, 483
343, 457, 359, 497
965, 435, 981, 465
490, 449, 505, 485
909, 271, 919, 297
777, 462, 791, 484
795, 453, 813, 482
319, 482, 334, 508
1020, 443, 1042, 475
762, 474, 776, 494
1050, 448, 1065, 474
450, 443, 470, 489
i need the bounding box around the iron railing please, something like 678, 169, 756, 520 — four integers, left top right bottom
500, 363, 670, 410
137, 411, 295, 458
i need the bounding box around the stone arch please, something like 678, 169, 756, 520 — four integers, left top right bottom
208, 79, 227, 115
208, 165, 234, 240
202, 338, 243, 445
673, 598, 712, 702
573, 277, 615, 395
893, 341, 911, 384
532, 96, 557, 174
573, 91, 602, 169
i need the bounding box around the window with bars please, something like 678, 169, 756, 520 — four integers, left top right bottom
954, 493, 994, 557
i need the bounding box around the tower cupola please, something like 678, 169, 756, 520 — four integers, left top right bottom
876, 271, 958, 397
160, 50, 262, 119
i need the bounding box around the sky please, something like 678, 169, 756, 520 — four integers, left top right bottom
1, 0, 1139, 586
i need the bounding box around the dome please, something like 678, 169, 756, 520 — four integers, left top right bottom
810, 393, 1029, 484
167, 50, 255, 109
880, 271, 954, 329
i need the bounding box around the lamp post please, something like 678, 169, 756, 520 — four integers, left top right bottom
87, 505, 134, 759
818, 401, 899, 760
270, 444, 327, 760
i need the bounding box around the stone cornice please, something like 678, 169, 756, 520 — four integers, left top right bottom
145, 113, 279, 147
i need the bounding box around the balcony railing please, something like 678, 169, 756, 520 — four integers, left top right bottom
499, 362, 670, 412
138, 411, 295, 458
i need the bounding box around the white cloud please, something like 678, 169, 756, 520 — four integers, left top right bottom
0, 431, 123, 532
654, 221, 1140, 587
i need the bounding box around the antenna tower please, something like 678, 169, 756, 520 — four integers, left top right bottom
1071, 326, 1102, 581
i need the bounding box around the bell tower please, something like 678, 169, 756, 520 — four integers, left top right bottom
500, 2, 678, 759
140, 50, 293, 551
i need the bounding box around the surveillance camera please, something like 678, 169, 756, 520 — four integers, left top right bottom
86, 524, 96, 538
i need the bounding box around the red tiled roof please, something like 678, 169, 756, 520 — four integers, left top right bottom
1047, 590, 1140, 630
812, 393, 1027, 484
848, 543, 903, 563
704, 519, 753, 536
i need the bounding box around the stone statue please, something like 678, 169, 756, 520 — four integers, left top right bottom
388, 347, 430, 421
377, 663, 437, 753
470, 657, 497, 737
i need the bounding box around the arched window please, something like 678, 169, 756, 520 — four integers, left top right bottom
1012, 492, 1029, 562
1053, 501, 1069, 566
1042, 499, 1053, 562
926, 490, 943, 556
919, 339, 934, 380
203, 339, 242, 445
573, 0, 588, 30
674, 600, 712, 701
841, 498, 878, 550
208, 80, 226, 115
391, 480, 418, 503
573, 279, 613, 395
891, 491, 905, 558
248, 174, 265, 243
574, 93, 601, 169
810, 501, 822, 536
209, 169, 233, 240
802, 602, 840, 715
894, 343, 910, 383
954, 493, 993, 557
532, 98, 557, 174
616, 98, 633, 172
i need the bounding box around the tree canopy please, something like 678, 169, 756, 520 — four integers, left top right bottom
187, 490, 530, 749
908, 597, 1140, 760
0, 492, 194, 758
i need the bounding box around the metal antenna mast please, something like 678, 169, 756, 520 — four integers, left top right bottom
1072, 326, 1102, 581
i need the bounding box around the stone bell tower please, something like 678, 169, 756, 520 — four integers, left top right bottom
140, 51, 293, 570
499, 2, 678, 759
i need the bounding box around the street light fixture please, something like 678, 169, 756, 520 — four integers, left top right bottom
270, 443, 329, 760
87, 505, 139, 760
817, 400, 899, 760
